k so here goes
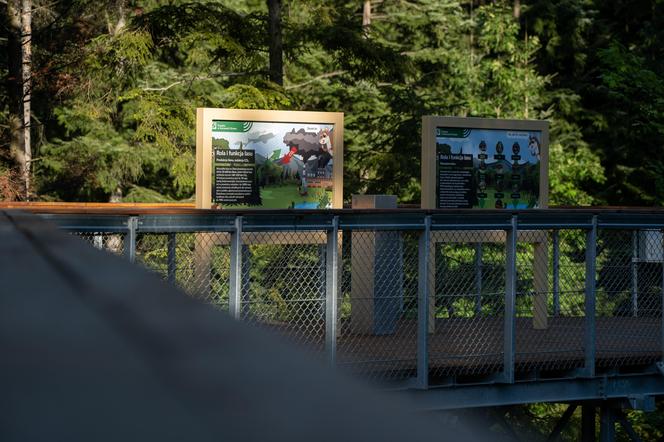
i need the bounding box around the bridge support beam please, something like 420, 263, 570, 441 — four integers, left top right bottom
582, 402, 596, 441
546, 403, 577, 441
599, 403, 617, 442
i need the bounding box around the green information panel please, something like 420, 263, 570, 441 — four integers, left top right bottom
211, 120, 335, 209
435, 127, 542, 209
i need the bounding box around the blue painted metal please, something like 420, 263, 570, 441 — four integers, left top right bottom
138, 214, 235, 232
325, 216, 339, 365
503, 215, 517, 384
401, 374, 664, 411
40, 214, 129, 232
38, 209, 664, 411
41, 210, 664, 234
600, 403, 616, 442
583, 404, 596, 442
229, 216, 242, 319
125, 216, 138, 264
585, 216, 597, 377
632, 230, 638, 317
417, 216, 431, 390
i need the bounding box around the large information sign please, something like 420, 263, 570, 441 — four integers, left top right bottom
196, 109, 344, 209
422, 117, 548, 209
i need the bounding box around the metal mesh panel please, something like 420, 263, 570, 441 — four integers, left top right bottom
336, 230, 419, 382
64, 215, 664, 384
596, 229, 662, 368
240, 231, 327, 354
135, 232, 230, 310
74, 232, 125, 256
514, 229, 586, 374
429, 231, 505, 380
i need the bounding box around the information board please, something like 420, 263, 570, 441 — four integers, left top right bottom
196, 109, 343, 209
422, 117, 548, 209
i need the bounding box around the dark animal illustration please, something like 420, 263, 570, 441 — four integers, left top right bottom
282, 128, 329, 163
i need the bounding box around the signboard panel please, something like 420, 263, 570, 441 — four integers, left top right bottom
196, 109, 343, 209
422, 117, 548, 209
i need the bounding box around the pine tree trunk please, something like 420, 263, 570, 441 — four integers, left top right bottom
362, 0, 371, 28
21, 0, 32, 199
6, 0, 25, 200
267, 0, 283, 85
513, 0, 521, 19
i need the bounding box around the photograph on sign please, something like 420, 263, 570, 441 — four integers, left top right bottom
435, 127, 542, 209
211, 120, 335, 209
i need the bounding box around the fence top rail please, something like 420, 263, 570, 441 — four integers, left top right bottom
6, 202, 664, 229
25, 208, 664, 232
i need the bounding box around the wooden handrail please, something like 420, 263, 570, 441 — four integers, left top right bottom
0, 202, 198, 215
2, 201, 664, 216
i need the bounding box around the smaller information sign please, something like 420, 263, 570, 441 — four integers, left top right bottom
421, 116, 548, 210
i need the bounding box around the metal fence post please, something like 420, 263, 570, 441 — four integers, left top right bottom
325, 216, 340, 365
125, 216, 138, 263
503, 215, 517, 383
474, 242, 483, 315
584, 215, 597, 377
229, 216, 243, 319
553, 229, 560, 317
167, 233, 177, 284
631, 230, 638, 317
417, 215, 431, 389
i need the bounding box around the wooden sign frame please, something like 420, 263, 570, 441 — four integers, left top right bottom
196, 108, 344, 209
421, 116, 549, 209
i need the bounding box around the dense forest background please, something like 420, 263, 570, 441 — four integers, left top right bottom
3, 0, 664, 439
2, 0, 663, 207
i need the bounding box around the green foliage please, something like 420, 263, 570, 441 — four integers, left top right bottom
524, 0, 664, 206
7, 0, 612, 204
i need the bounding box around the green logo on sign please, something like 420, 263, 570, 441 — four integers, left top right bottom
436, 127, 471, 138
212, 121, 254, 132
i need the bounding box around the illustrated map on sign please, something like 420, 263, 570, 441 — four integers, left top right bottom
435, 127, 542, 209
211, 120, 335, 209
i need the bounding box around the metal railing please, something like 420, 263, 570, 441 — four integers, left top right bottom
39, 209, 664, 388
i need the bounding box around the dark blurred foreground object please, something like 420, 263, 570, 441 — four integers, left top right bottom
0, 211, 473, 442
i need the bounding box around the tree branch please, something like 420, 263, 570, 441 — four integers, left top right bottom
285, 70, 347, 90
142, 81, 183, 91
141, 70, 265, 92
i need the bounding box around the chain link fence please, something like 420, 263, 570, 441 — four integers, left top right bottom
596, 229, 663, 368
240, 231, 327, 354
337, 229, 419, 381
430, 231, 505, 380
75, 232, 125, 256
57, 212, 664, 387
135, 232, 231, 310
